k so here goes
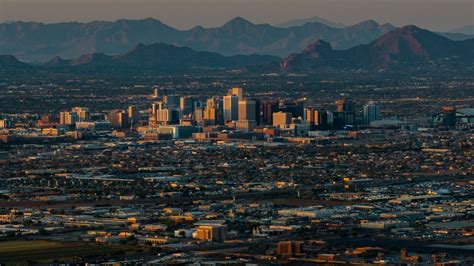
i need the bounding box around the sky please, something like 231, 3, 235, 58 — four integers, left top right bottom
0, 0, 472, 31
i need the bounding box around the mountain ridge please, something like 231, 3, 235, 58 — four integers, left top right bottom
43, 42, 280, 70
280, 25, 474, 71
0, 17, 414, 61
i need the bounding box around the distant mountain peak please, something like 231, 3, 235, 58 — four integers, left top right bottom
352, 19, 381, 29
303, 40, 333, 53
276, 15, 346, 28
224, 16, 255, 27
0, 54, 31, 68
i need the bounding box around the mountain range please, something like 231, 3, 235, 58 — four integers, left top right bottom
280, 25, 474, 71
1, 24, 472, 74
0, 17, 416, 61
42, 42, 279, 70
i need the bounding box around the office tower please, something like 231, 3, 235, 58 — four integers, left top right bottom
127, 105, 139, 125
442, 106, 456, 127
163, 95, 180, 109
336, 98, 355, 113
273, 112, 292, 128
363, 102, 380, 125
60, 111, 78, 125
314, 108, 329, 129
326, 111, 334, 127
194, 107, 204, 123
195, 225, 227, 241
335, 98, 356, 127
204, 97, 219, 125
305, 107, 316, 125
156, 109, 171, 124
180, 96, 194, 115
238, 100, 257, 121
262, 101, 279, 125
223, 95, 239, 122
151, 102, 160, 116
152, 101, 179, 125
152, 88, 159, 98
107, 110, 129, 129
229, 87, 244, 100
71, 107, 89, 122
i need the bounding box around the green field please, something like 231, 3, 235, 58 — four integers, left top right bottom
0, 240, 134, 265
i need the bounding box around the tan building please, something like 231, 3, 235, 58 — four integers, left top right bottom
277, 241, 303, 256
238, 100, 256, 121
108, 110, 129, 129
229, 87, 244, 100
195, 225, 227, 241
204, 97, 222, 125
128, 105, 139, 124
273, 112, 292, 128
59, 111, 78, 125
71, 107, 89, 121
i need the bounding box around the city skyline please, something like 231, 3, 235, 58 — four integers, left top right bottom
0, 1, 473, 264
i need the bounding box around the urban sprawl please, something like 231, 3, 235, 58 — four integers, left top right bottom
0, 83, 473, 264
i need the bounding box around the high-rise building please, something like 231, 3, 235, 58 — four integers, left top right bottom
238, 99, 257, 121
163, 95, 180, 109
180, 96, 194, 115
223, 95, 239, 122
60, 111, 79, 125
336, 98, 355, 113
314, 108, 329, 129
107, 110, 129, 129
194, 107, 204, 124
363, 102, 380, 125
262, 101, 279, 125
156, 108, 171, 124
229, 87, 244, 100
152, 88, 159, 98
204, 97, 224, 126
326, 111, 334, 127
273, 112, 292, 128
305, 107, 316, 125
71, 107, 89, 122
335, 98, 356, 127
152, 101, 180, 125
128, 105, 139, 125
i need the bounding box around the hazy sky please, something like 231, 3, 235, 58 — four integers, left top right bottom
0, 0, 472, 31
